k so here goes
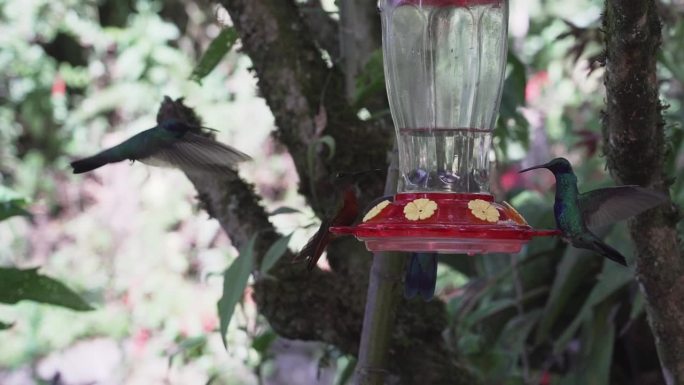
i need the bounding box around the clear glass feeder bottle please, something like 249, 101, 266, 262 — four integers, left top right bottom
330, 0, 559, 253
379, 0, 508, 193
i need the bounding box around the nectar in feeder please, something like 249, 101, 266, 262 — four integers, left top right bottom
331, 0, 558, 254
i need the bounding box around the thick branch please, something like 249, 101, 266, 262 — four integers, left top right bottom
602, 2, 684, 384
200, 1, 478, 382
339, 0, 381, 100
356, 150, 403, 385
298, 0, 340, 61
220, 0, 389, 215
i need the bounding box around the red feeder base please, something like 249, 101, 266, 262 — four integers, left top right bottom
330, 192, 559, 254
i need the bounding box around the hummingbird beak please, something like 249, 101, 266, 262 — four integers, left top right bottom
519, 163, 550, 173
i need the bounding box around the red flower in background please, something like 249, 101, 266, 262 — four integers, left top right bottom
525, 71, 549, 103
132, 328, 151, 354
51, 75, 66, 97
539, 370, 552, 385
500, 167, 524, 192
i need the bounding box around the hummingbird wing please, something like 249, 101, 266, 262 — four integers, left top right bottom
578, 186, 667, 229
142, 132, 251, 174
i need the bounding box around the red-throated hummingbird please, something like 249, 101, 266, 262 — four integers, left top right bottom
295, 170, 384, 270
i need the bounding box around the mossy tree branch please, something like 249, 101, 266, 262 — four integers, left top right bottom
219, 0, 389, 215
602, 1, 684, 383
161, 0, 481, 383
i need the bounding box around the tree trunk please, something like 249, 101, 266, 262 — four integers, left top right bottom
339, 0, 381, 100
602, 2, 684, 384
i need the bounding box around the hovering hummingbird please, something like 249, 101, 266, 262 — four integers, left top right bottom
70, 119, 250, 175
404, 252, 438, 300
295, 170, 384, 270
519, 157, 667, 265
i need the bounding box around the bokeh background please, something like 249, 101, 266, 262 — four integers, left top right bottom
0, 0, 683, 384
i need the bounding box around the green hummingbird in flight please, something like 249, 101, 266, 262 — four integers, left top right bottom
70, 119, 250, 175
519, 157, 667, 265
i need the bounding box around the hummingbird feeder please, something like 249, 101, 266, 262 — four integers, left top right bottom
331, 0, 558, 254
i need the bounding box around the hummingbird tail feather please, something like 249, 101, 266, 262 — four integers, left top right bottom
404, 253, 438, 300
71, 146, 128, 174
294, 220, 332, 271
592, 239, 627, 266
71, 154, 112, 174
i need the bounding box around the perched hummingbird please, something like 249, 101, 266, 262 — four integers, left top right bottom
70, 119, 250, 175
404, 252, 438, 300
519, 157, 667, 265
295, 170, 384, 270
296, 186, 359, 270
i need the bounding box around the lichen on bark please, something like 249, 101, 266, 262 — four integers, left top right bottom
602, 1, 684, 383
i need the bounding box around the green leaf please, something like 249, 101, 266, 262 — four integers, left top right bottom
535, 246, 601, 344
553, 262, 632, 355
336, 356, 357, 385
0, 187, 31, 222
318, 136, 336, 162
465, 348, 512, 379
260, 232, 293, 273
353, 50, 385, 107
190, 27, 239, 84
559, 300, 617, 385
465, 298, 517, 327
499, 309, 543, 355
217, 234, 256, 348
167, 335, 208, 368
0, 198, 31, 221
458, 333, 484, 355
580, 301, 617, 385
205, 374, 219, 385
464, 286, 547, 329
0, 321, 13, 330
0, 267, 93, 311
503, 376, 526, 385
251, 329, 277, 353
268, 206, 302, 216
629, 289, 645, 321
495, 50, 529, 156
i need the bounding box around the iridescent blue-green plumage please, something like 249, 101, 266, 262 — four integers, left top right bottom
520, 157, 667, 265
404, 252, 438, 300
71, 119, 250, 175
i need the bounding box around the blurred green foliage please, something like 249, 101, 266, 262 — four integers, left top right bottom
217, 234, 255, 348
0, 0, 291, 383
0, 189, 92, 331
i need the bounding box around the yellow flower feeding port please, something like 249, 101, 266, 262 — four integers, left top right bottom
403, 198, 438, 221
